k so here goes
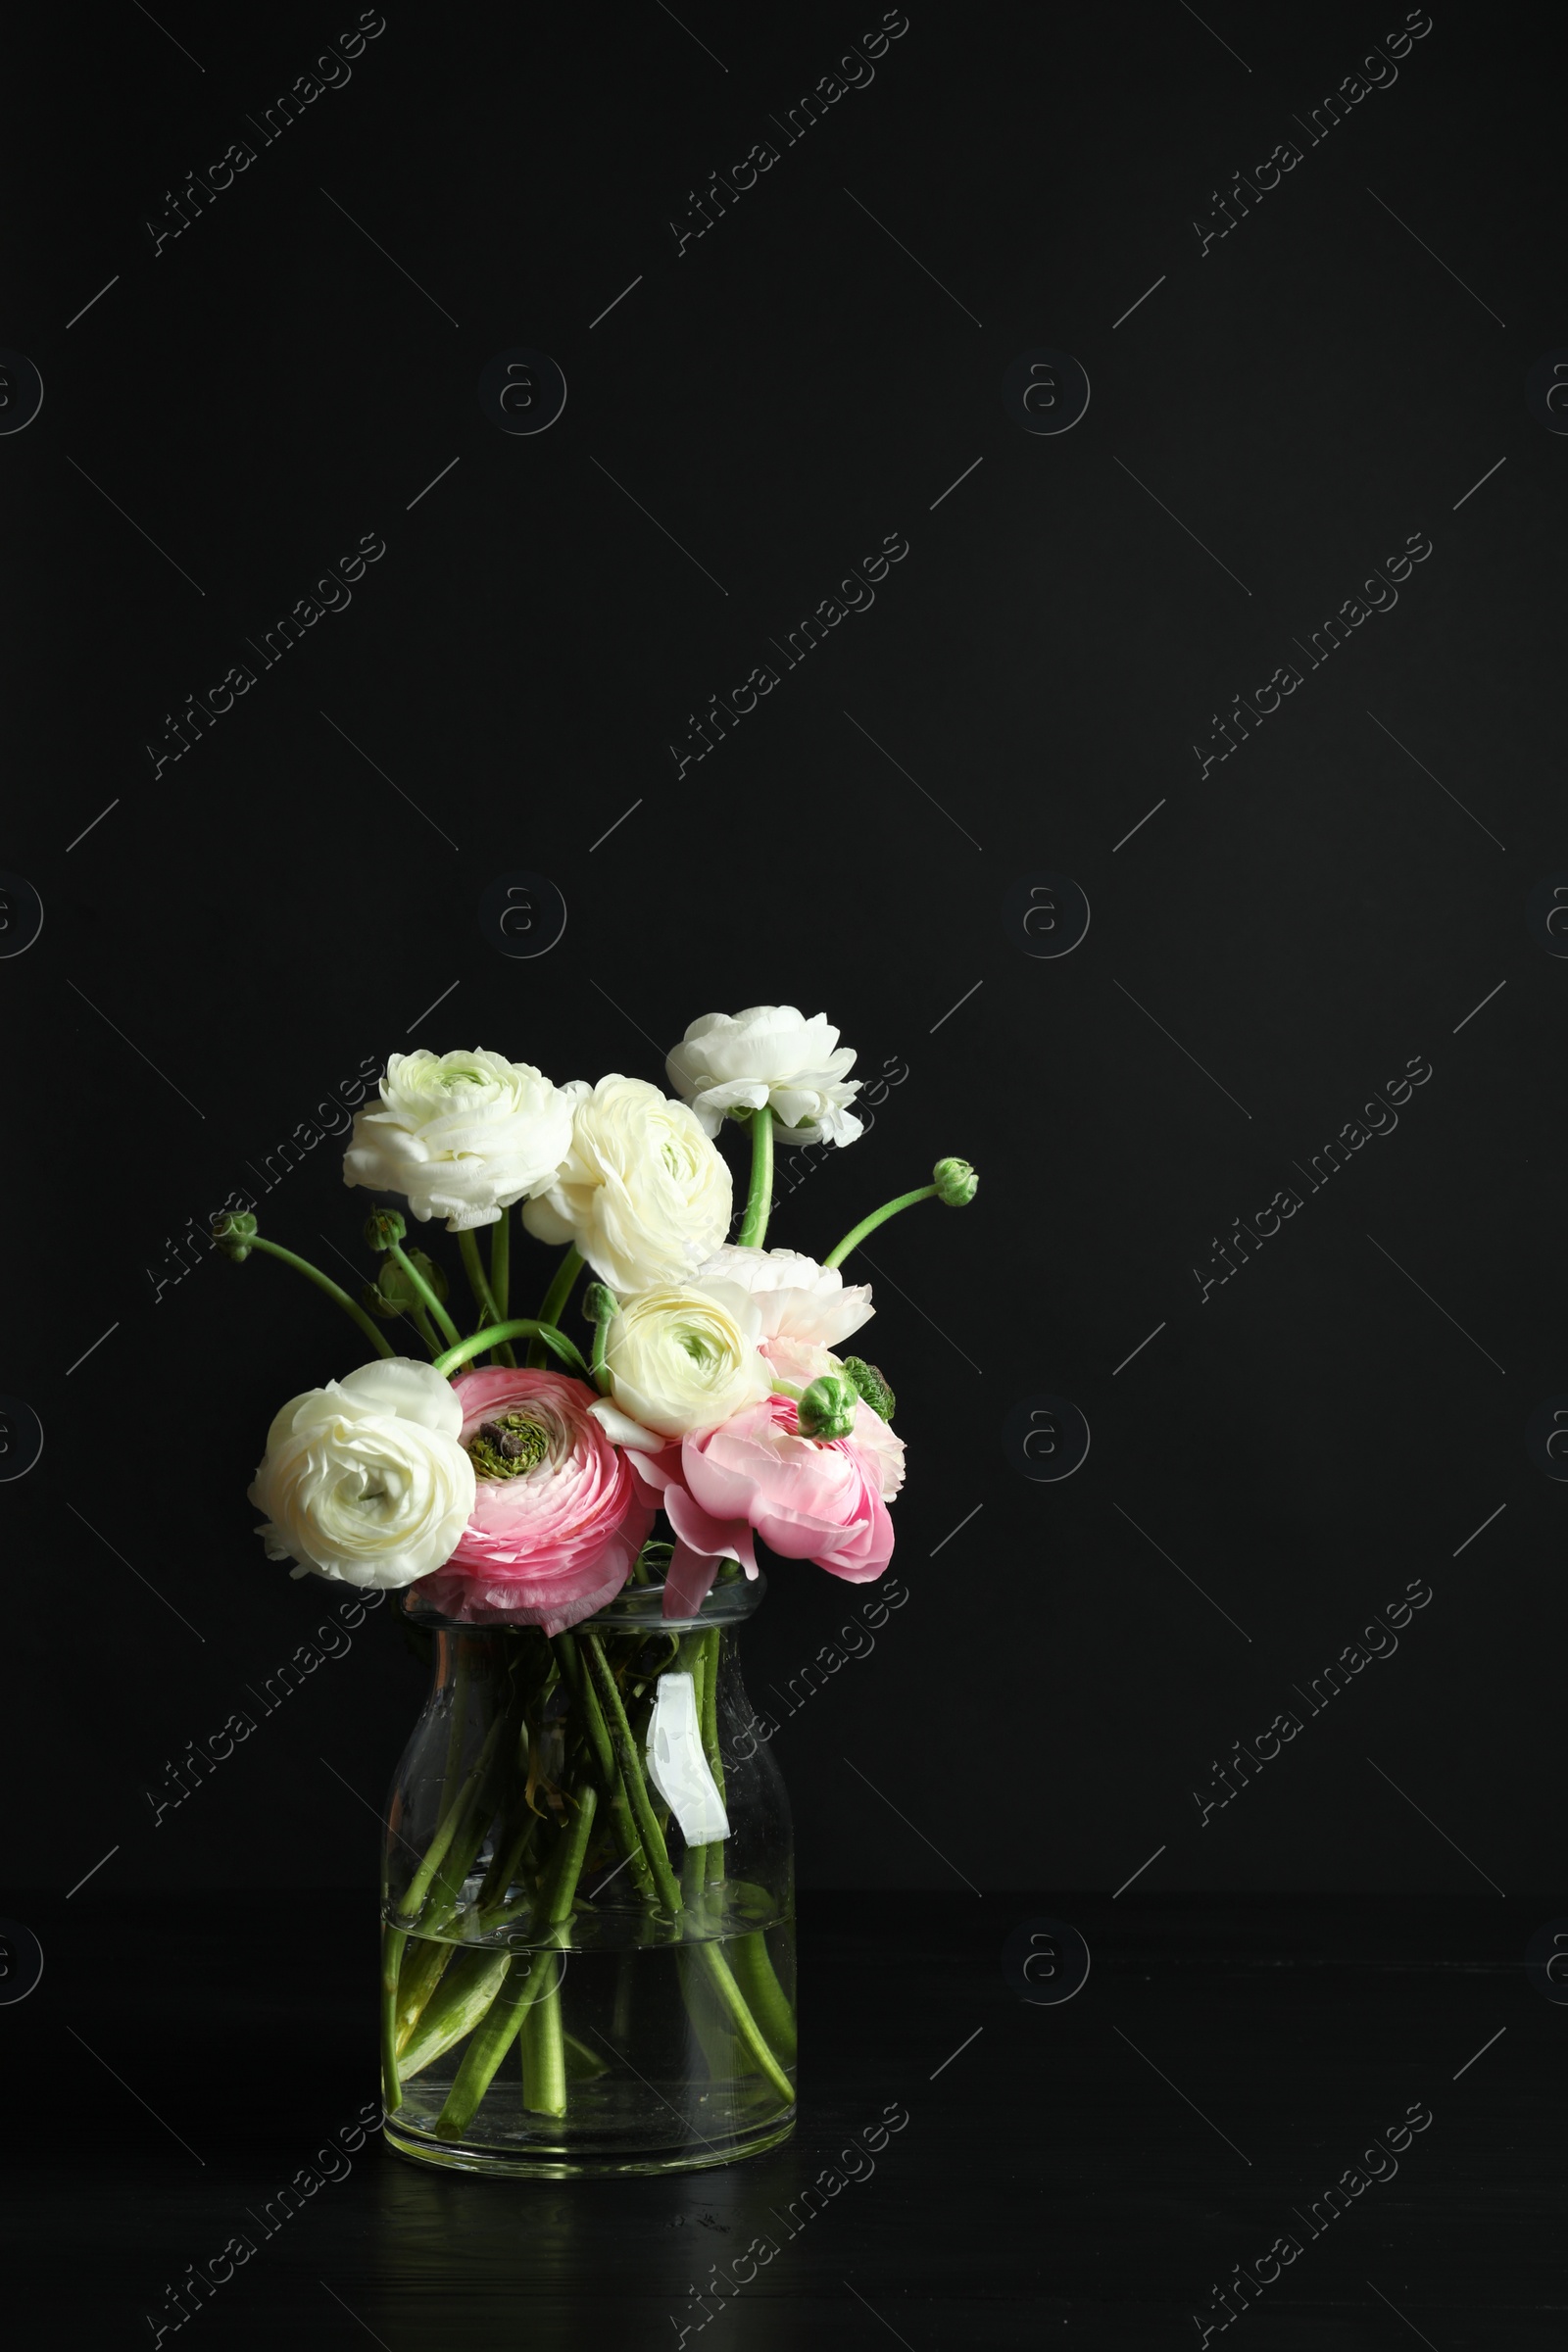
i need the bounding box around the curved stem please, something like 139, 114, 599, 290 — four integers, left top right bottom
459, 1231, 514, 1368
409, 1301, 439, 1357
433, 1318, 590, 1382
388, 1241, 463, 1349
735, 1106, 774, 1250
529, 1246, 583, 1369
821, 1183, 938, 1271
240, 1236, 394, 1357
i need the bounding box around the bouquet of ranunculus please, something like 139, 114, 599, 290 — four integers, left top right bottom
220, 1007, 976, 2175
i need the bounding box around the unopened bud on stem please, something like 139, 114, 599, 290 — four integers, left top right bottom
798, 1373, 858, 1440
211, 1209, 258, 1262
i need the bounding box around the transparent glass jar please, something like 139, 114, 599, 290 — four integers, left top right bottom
379, 1574, 796, 2178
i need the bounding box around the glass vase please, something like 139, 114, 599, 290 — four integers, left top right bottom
379, 1572, 796, 2178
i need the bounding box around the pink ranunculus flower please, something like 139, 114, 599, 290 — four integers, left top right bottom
760, 1336, 906, 1503
416, 1367, 652, 1635
635, 1393, 901, 1618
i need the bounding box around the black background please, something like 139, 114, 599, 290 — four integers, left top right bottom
6, 4, 1566, 2341
4, 3, 1563, 1903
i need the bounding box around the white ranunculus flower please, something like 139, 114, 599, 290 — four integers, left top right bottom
521, 1075, 731, 1293
665, 1006, 864, 1146
693, 1245, 873, 1348
248, 1357, 476, 1589
603, 1283, 771, 1439
343, 1048, 574, 1233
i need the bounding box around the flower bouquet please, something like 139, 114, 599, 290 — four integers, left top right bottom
220, 1007, 976, 2176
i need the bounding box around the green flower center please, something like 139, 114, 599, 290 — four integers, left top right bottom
466, 1413, 551, 1480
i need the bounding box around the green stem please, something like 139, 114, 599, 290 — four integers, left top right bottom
735, 1106, 774, 1250
419, 1717, 521, 1938
380, 1927, 407, 2110
519, 1969, 567, 2116
393, 1932, 452, 2055
409, 1301, 440, 1356
472, 1788, 543, 1923
240, 1236, 394, 1357
727, 1931, 798, 2067
698, 1626, 726, 1896
398, 1947, 514, 2081
458, 1230, 514, 1366
677, 1946, 743, 2084
821, 1183, 939, 1271
582, 1635, 682, 1918
433, 1318, 589, 1382
678, 1636, 709, 1906
435, 1787, 597, 2135
559, 1633, 657, 1907
692, 1940, 795, 2103
490, 1207, 511, 1319
529, 1246, 583, 1369
391, 1700, 510, 1929
564, 2027, 610, 2080
388, 1241, 463, 1349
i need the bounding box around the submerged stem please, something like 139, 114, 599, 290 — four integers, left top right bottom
435, 1787, 598, 2135
380, 1927, 407, 2110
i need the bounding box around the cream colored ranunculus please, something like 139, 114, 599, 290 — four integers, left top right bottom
603, 1283, 770, 1440
521, 1075, 731, 1292
248, 1357, 475, 1588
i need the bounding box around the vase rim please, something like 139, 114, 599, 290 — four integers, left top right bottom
401, 1570, 766, 1636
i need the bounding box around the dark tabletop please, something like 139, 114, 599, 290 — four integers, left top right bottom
5, 1889, 1560, 2348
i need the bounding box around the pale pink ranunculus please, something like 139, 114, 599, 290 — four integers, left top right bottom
417, 1367, 652, 1634
634, 1393, 898, 1618
759, 1337, 906, 1502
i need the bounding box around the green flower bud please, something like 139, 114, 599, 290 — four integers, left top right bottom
361, 1282, 402, 1322
841, 1356, 896, 1421
211, 1209, 258, 1262
932, 1156, 978, 1207
583, 1283, 618, 1327
798, 1373, 858, 1440
364, 1206, 408, 1252
372, 1250, 449, 1314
